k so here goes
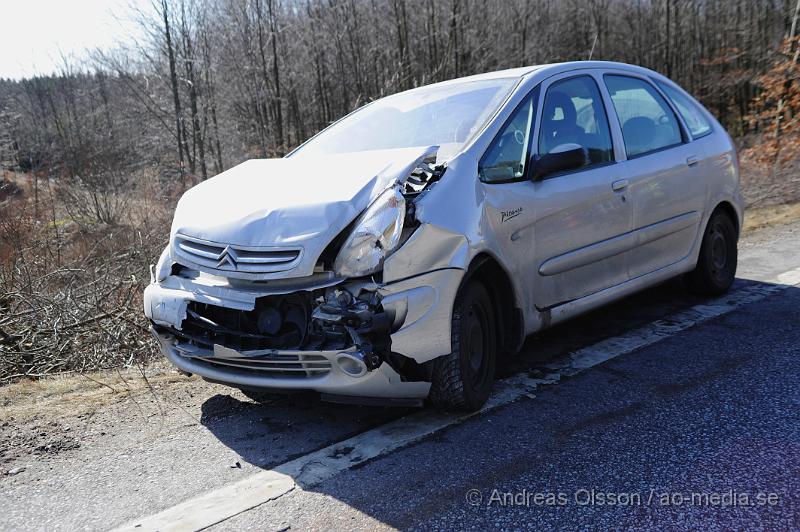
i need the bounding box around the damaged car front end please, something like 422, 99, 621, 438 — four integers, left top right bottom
145, 146, 463, 406
145, 73, 522, 409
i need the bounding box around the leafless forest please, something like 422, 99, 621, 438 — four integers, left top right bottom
1, 0, 800, 381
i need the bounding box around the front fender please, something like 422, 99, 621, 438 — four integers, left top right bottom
379, 268, 464, 363
383, 223, 470, 282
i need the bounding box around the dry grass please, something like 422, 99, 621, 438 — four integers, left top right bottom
739, 145, 800, 207
742, 201, 800, 233
0, 363, 195, 425
0, 170, 175, 381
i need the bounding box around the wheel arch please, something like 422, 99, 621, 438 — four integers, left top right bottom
712, 200, 741, 238
685, 199, 739, 295
464, 252, 525, 356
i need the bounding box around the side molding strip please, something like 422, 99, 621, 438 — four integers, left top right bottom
539, 211, 700, 276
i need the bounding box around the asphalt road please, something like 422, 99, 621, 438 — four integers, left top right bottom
1, 220, 798, 531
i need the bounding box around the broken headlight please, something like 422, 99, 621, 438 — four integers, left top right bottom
333, 186, 405, 278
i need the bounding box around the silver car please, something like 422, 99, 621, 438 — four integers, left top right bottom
144, 61, 743, 411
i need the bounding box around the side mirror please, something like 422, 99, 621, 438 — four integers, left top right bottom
530, 143, 589, 180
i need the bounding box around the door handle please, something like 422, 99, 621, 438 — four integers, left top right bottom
686, 155, 699, 167
612, 179, 629, 191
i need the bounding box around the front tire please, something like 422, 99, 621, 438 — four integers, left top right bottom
430, 280, 497, 412
685, 210, 738, 295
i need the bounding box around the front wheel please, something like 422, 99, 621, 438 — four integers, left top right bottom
429, 280, 497, 412
685, 210, 738, 295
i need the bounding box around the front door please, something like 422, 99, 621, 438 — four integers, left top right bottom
480, 73, 632, 311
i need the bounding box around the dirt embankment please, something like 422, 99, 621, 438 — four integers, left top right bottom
0, 363, 218, 472
742, 202, 800, 232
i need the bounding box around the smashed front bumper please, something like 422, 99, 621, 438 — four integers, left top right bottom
143, 268, 461, 401
152, 330, 430, 400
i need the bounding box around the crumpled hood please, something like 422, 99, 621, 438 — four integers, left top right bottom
170, 146, 436, 278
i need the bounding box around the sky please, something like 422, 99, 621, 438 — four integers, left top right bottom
0, 0, 150, 80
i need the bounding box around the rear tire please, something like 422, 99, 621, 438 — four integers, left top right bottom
429, 280, 497, 412
685, 210, 738, 295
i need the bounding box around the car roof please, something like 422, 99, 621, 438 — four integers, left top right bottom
408, 61, 662, 92
474, 61, 660, 81
448, 65, 545, 82
530, 61, 661, 78
396, 66, 542, 94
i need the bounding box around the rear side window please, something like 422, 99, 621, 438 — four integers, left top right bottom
604, 75, 683, 158
655, 81, 712, 138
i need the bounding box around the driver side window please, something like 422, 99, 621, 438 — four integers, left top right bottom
538, 76, 613, 168
479, 88, 538, 183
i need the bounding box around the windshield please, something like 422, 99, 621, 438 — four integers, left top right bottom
291, 78, 518, 161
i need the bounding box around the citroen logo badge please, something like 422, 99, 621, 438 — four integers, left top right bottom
217, 246, 238, 269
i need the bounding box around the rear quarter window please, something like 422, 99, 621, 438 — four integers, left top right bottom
655, 81, 712, 139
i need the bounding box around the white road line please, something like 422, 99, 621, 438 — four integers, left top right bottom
567, 281, 787, 371
114, 267, 800, 532
776, 268, 800, 287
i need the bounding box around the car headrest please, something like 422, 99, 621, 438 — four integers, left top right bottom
622, 116, 656, 153
543, 92, 577, 125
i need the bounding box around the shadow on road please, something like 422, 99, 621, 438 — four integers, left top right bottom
200, 390, 409, 471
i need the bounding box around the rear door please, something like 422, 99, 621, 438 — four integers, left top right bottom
480, 71, 632, 310
601, 73, 706, 278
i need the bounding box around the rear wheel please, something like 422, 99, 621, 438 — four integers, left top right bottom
430, 280, 497, 412
685, 210, 738, 295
